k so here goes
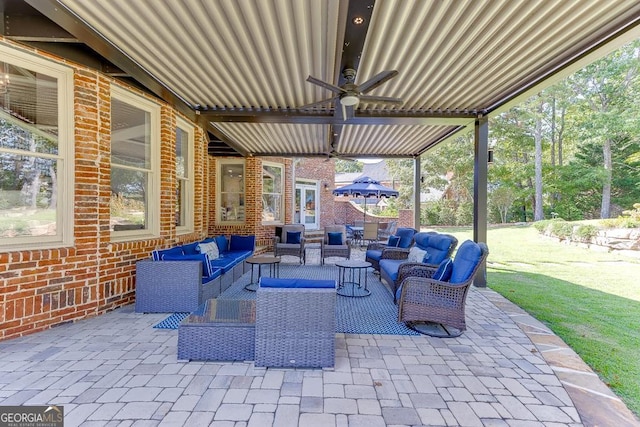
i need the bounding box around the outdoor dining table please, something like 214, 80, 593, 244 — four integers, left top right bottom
349, 226, 364, 247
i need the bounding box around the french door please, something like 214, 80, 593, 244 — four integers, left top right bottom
295, 183, 319, 230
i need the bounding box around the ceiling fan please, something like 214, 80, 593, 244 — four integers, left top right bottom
299, 68, 403, 120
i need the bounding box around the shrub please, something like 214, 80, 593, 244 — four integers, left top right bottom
532, 218, 564, 234
574, 224, 599, 242
550, 221, 574, 239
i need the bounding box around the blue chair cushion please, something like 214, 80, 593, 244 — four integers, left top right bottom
230, 235, 255, 251
286, 231, 301, 244
260, 277, 335, 289
450, 240, 483, 284
214, 235, 229, 253
433, 258, 453, 282
328, 232, 343, 245
162, 253, 212, 277
395, 228, 416, 248
387, 235, 401, 247
365, 249, 383, 262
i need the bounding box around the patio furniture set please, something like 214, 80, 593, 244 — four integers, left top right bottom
136, 225, 489, 364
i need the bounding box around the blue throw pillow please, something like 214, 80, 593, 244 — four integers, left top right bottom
387, 235, 401, 247
230, 235, 255, 251
286, 231, 301, 244
433, 258, 453, 282
328, 232, 343, 245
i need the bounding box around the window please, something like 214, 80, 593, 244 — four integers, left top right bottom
175, 118, 194, 233
110, 86, 159, 237
218, 160, 245, 223
0, 44, 73, 250
262, 162, 283, 223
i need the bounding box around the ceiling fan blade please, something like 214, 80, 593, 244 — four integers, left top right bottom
298, 96, 339, 110
358, 95, 403, 105
357, 70, 399, 94
306, 75, 346, 94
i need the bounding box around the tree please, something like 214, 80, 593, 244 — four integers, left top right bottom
335, 159, 363, 173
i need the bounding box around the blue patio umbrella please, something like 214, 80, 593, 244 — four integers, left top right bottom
333, 176, 399, 222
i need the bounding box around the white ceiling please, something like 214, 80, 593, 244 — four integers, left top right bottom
46, 0, 640, 158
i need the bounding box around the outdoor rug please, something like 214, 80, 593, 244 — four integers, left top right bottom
153, 312, 190, 329
218, 263, 419, 336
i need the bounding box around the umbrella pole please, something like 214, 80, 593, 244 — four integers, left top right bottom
363, 197, 367, 223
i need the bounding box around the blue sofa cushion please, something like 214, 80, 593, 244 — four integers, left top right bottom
425, 234, 455, 265
182, 242, 200, 255
328, 232, 343, 245
163, 253, 212, 277
395, 228, 416, 248
215, 235, 229, 253
387, 235, 401, 247
433, 258, 453, 281
260, 277, 335, 289
365, 249, 383, 263
230, 235, 255, 251
450, 240, 483, 284
202, 267, 222, 283
286, 231, 301, 244
379, 258, 404, 283
209, 255, 237, 274
153, 246, 183, 261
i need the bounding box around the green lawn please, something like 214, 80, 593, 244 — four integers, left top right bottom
430, 224, 640, 417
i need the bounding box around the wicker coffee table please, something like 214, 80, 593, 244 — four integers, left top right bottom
178, 299, 256, 361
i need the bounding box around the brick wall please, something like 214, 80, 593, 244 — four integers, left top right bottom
0, 39, 212, 341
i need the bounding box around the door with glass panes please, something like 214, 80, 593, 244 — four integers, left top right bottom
294, 183, 318, 230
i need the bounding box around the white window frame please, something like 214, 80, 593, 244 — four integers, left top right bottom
0, 43, 74, 251
217, 159, 245, 224
110, 85, 160, 240
261, 161, 284, 225
175, 117, 194, 234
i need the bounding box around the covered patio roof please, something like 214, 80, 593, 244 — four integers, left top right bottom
7, 0, 640, 158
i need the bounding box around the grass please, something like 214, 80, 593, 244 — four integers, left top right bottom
430, 224, 640, 417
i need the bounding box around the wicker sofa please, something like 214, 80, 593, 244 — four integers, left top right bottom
255, 277, 336, 368
135, 235, 255, 313
379, 231, 458, 303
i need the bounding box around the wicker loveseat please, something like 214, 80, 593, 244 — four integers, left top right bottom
379, 231, 458, 303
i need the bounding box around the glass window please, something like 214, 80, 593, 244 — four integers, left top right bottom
110, 86, 159, 236
0, 45, 73, 250
218, 160, 245, 222
175, 118, 193, 233
262, 162, 283, 223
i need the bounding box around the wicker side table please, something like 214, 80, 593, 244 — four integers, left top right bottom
178, 299, 256, 361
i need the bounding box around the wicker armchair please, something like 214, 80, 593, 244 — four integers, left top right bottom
255, 277, 336, 368
398, 240, 489, 337
273, 224, 306, 264
321, 225, 351, 264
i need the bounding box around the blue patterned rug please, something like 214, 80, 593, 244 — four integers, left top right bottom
218, 263, 419, 336
153, 312, 190, 329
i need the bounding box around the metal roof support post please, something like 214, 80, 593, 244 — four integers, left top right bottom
413, 157, 421, 230
473, 116, 489, 287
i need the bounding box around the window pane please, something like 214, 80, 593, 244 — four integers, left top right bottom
176, 178, 185, 227
0, 154, 57, 237
110, 167, 147, 230
176, 127, 187, 178
220, 163, 245, 222
262, 194, 281, 222
111, 98, 150, 169
0, 61, 58, 155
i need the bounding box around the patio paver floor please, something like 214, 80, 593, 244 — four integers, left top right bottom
0, 248, 637, 427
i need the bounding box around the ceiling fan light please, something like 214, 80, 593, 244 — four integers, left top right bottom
341, 95, 359, 106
